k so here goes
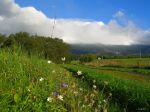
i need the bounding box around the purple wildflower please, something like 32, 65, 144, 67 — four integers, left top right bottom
62, 82, 68, 88
54, 91, 58, 96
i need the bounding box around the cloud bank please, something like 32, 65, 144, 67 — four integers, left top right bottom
0, 0, 150, 45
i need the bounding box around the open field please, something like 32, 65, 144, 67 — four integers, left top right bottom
64, 63, 150, 112
85, 58, 150, 69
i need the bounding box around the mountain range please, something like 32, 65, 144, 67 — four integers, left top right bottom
71, 44, 150, 56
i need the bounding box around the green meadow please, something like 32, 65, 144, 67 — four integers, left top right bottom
64, 58, 150, 112
0, 49, 123, 112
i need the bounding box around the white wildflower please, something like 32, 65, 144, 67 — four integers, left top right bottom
73, 91, 78, 95
39, 77, 44, 82
47, 97, 53, 102
98, 57, 101, 60
48, 60, 52, 64
57, 95, 63, 101
93, 85, 97, 89
93, 80, 96, 83
77, 70, 82, 75
61, 57, 66, 61
109, 93, 112, 97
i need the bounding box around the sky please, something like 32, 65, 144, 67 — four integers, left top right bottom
0, 0, 150, 45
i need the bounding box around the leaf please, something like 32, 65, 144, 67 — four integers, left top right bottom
14, 93, 20, 103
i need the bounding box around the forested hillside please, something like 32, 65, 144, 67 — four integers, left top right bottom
0, 32, 70, 63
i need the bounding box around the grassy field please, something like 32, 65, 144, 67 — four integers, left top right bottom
64, 63, 150, 112
0, 49, 122, 112
85, 58, 150, 69
1, 48, 150, 111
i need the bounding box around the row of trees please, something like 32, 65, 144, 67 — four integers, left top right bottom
0, 32, 70, 63
1, 32, 143, 64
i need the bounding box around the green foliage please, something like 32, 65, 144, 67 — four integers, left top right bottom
0, 32, 70, 63
79, 54, 96, 63
0, 34, 6, 45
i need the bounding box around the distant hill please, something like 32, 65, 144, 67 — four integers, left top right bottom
71, 44, 150, 56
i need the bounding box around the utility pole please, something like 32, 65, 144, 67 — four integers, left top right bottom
51, 6, 56, 38
51, 15, 56, 38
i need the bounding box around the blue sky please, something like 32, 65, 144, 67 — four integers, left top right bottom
16, 0, 150, 29
0, 0, 150, 45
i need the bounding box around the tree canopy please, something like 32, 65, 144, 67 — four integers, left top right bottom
0, 32, 70, 63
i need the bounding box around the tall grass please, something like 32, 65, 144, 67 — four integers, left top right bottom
64, 64, 150, 111
0, 49, 121, 112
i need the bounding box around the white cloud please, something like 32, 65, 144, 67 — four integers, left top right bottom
0, 0, 20, 17
114, 10, 125, 18
0, 0, 150, 45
